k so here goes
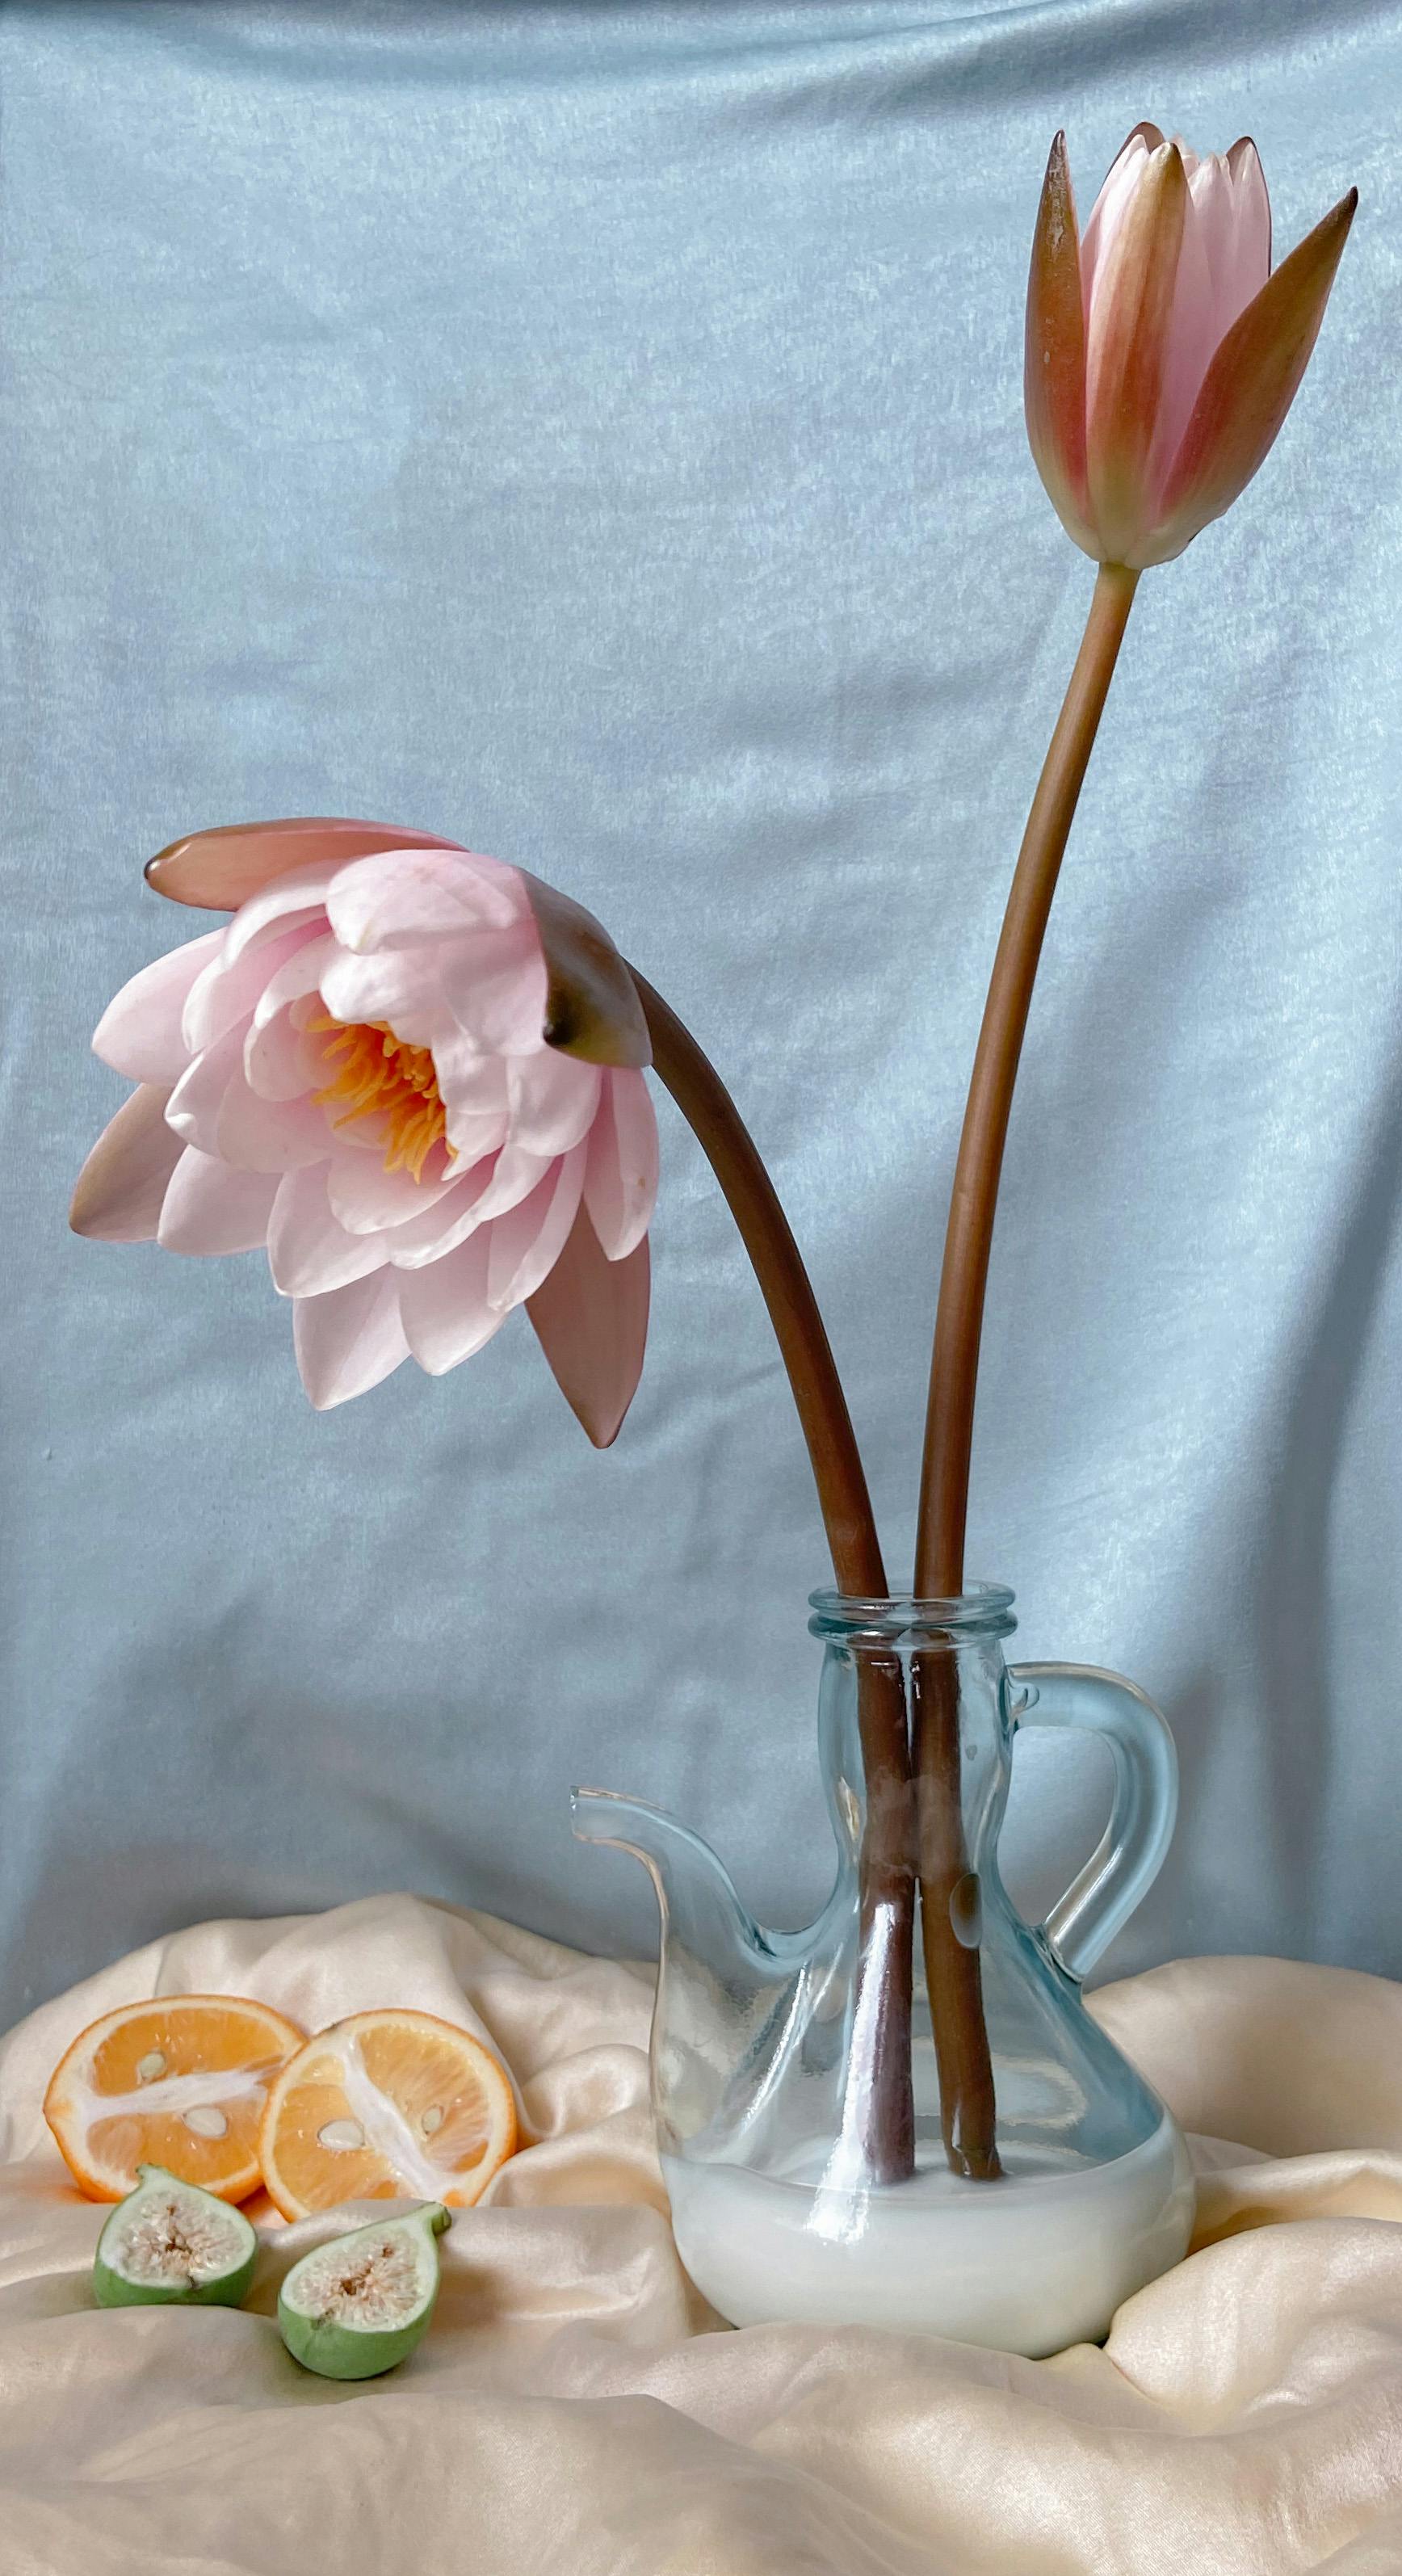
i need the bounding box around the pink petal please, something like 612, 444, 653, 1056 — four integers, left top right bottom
1080, 123, 1165, 309
464, 1139, 557, 1226
435, 921, 550, 1055
325, 848, 525, 953
429, 1028, 510, 1143
426, 1030, 510, 1099
317, 942, 451, 1049
1148, 187, 1357, 566
1144, 141, 1274, 510
327, 1139, 462, 1236
165, 1025, 247, 1156
269, 1164, 388, 1297
91, 932, 225, 1083
381, 1160, 501, 1269
485, 1142, 587, 1313
1024, 132, 1093, 553
582, 1069, 659, 1261
248, 932, 341, 1035
292, 1271, 409, 1410
1084, 141, 1189, 568
439, 1104, 510, 1170
506, 1051, 602, 1158
157, 1148, 279, 1255
146, 817, 468, 913
1184, 151, 1238, 338
181, 919, 322, 1057
1147, 160, 1215, 506
1224, 136, 1272, 305
69, 1085, 183, 1242
1188, 146, 1267, 351
527, 1210, 649, 1448
216, 1065, 334, 1174
219, 864, 338, 969
397, 1232, 506, 1374
244, 1001, 327, 1103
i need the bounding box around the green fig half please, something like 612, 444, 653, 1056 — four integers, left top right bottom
93, 2163, 258, 2308
278, 2204, 451, 2381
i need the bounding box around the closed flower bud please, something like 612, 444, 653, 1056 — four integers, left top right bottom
1026, 124, 1356, 570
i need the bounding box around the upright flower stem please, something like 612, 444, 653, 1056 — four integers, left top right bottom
913, 560, 1140, 2179
630, 971, 916, 2185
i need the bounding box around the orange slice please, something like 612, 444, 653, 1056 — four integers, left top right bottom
258, 2008, 518, 2219
44, 1994, 306, 2204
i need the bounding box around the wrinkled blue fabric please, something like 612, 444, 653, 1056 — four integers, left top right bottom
0, 0, 1394, 2023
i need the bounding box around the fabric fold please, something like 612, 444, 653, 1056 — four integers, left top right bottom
3, 1901, 1402, 2573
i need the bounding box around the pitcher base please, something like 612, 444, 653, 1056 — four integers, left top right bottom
662, 2113, 1194, 2356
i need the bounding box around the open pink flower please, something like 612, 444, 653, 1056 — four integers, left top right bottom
71, 820, 657, 1433
1026, 124, 1356, 569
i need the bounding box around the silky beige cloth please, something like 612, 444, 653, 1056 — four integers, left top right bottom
2, 1898, 1401, 2574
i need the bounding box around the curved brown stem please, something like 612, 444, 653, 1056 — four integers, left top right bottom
631, 970, 914, 2183
913, 561, 1140, 2178
915, 563, 1140, 1591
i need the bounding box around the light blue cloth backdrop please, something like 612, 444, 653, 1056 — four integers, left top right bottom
1, 1, 1396, 2026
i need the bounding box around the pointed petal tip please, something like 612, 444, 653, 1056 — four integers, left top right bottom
1117, 118, 1166, 160
1302, 183, 1359, 263
69, 1084, 182, 1242
1026, 127, 1089, 528
527, 1215, 649, 1448
1082, 129, 1188, 557
581, 1409, 623, 1452
1145, 172, 1358, 565
69, 1164, 119, 1237
1156, 137, 1188, 195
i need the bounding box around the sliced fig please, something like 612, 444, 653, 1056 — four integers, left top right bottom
278, 2203, 450, 2381
93, 2163, 258, 2308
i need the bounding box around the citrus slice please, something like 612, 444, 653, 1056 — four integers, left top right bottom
258, 2009, 517, 2219
93, 2164, 258, 2308
44, 1994, 306, 2204
279, 2202, 450, 2379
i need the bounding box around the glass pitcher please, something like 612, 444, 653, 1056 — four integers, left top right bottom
573, 1586, 1194, 2357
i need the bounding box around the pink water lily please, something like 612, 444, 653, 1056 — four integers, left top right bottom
71, 822, 657, 1431
1026, 124, 1356, 569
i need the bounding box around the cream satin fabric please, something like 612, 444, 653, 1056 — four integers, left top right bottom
2, 1897, 1401, 2574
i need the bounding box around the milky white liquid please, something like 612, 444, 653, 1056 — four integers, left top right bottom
663, 2113, 1194, 2356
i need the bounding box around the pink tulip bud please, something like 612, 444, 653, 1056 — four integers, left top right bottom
1025, 124, 1356, 569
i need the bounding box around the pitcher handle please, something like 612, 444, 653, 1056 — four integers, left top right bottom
1006, 1662, 1177, 1982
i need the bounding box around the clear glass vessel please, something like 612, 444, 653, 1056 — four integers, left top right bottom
573, 1586, 1193, 2357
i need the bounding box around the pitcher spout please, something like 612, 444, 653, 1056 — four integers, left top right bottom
571, 1785, 769, 1975
573, 1784, 833, 2158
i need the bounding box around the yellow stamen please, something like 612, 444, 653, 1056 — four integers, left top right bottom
309, 1014, 454, 1183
